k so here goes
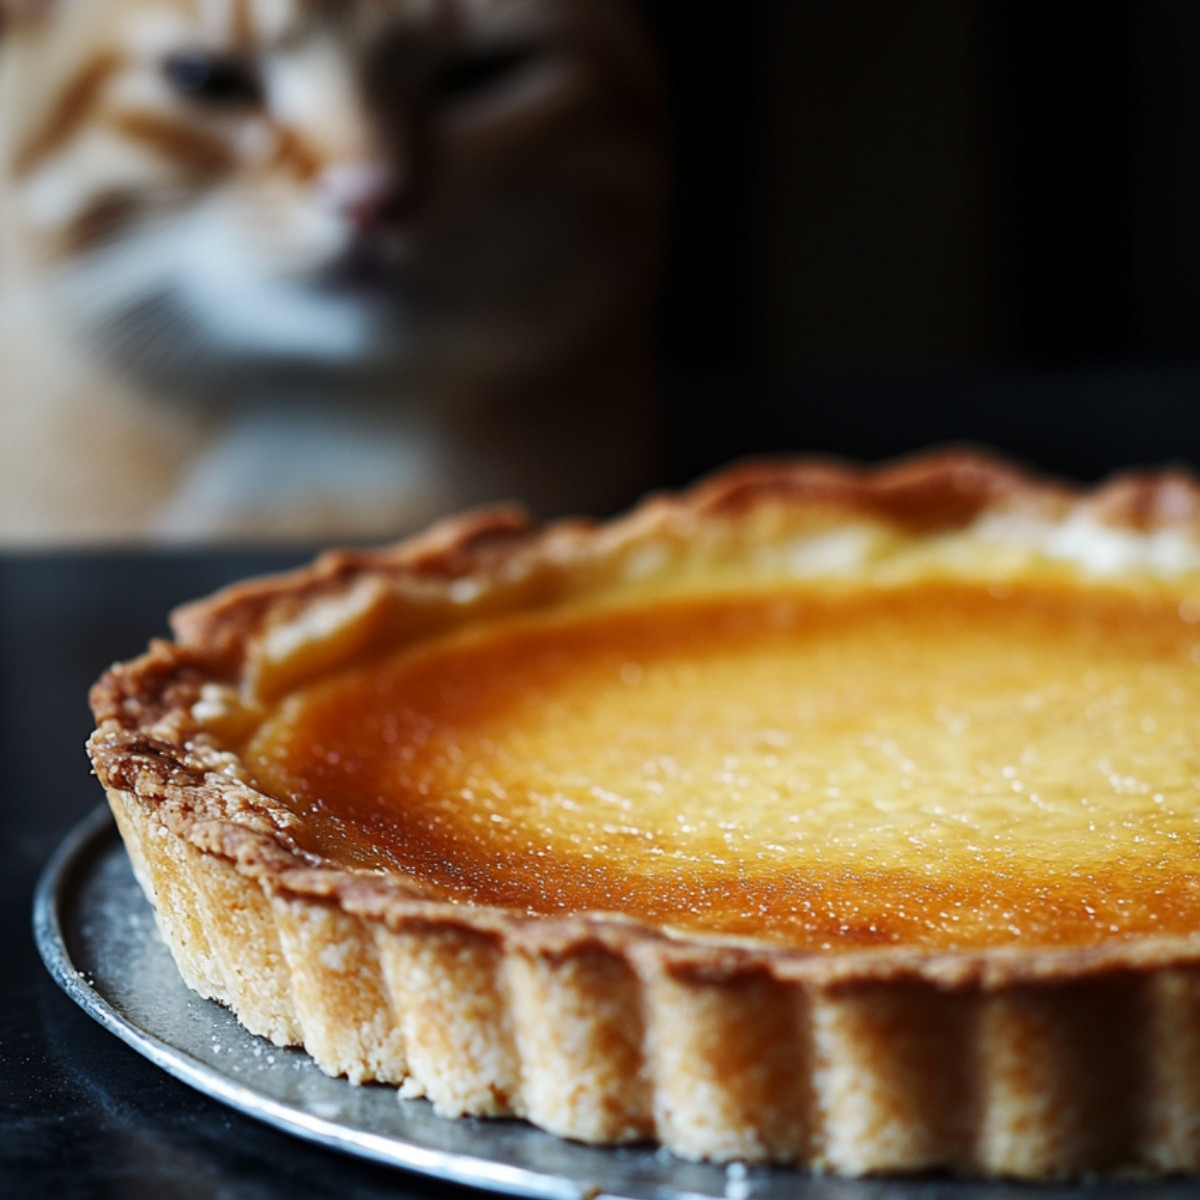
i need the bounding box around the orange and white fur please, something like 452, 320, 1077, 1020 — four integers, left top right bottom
0, 0, 666, 541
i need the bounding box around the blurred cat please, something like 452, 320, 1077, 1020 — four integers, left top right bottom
0, 0, 666, 540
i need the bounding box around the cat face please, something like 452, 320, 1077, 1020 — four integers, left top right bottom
0, 0, 666, 396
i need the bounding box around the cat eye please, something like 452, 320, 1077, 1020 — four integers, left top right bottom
163, 50, 262, 106
431, 45, 538, 102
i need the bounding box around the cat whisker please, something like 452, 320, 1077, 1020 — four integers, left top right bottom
91, 288, 209, 385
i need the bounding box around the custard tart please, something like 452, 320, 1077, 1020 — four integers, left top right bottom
88, 450, 1200, 1178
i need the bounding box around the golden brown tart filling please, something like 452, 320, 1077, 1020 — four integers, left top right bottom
242, 580, 1200, 953
88, 451, 1200, 1178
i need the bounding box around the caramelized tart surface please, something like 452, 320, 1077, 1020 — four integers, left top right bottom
242, 579, 1200, 953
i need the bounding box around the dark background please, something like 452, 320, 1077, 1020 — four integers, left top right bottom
646, 0, 1200, 489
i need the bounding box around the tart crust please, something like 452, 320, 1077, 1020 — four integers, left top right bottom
88, 449, 1200, 1178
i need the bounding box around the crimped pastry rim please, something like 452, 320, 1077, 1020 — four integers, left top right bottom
85, 448, 1200, 1176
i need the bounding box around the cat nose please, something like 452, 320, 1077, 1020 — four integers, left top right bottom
320, 163, 412, 233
